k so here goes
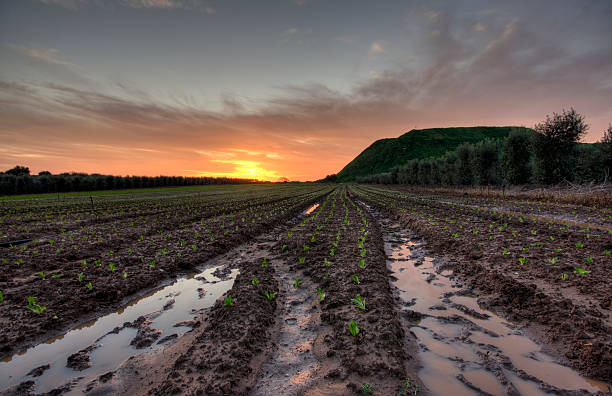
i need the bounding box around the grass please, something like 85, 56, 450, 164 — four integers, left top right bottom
336, 126, 530, 181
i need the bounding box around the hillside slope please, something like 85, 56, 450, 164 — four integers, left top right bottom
336, 126, 534, 181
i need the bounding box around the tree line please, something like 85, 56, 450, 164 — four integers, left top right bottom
0, 167, 261, 196
357, 109, 612, 187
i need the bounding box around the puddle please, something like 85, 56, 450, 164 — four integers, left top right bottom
252, 265, 319, 394
0, 264, 238, 394
378, 221, 607, 395
305, 203, 320, 215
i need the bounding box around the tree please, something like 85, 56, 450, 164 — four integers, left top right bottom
456, 143, 474, 185
501, 129, 532, 185
472, 139, 500, 186
5, 166, 30, 176
600, 125, 612, 182
532, 108, 588, 184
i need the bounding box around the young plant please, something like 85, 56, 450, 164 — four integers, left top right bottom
561, 273, 569, 280
0, 291, 3, 302
298, 257, 305, 264
264, 290, 277, 301
224, 295, 233, 306
262, 257, 269, 268
573, 267, 591, 275
359, 258, 366, 269
252, 276, 259, 286
352, 275, 360, 284
316, 287, 326, 302
77, 273, 84, 282
293, 277, 302, 287
518, 257, 526, 265
26, 297, 46, 314
351, 294, 366, 310
37, 272, 47, 280
86, 282, 93, 291
361, 383, 372, 395
109, 263, 116, 272
348, 320, 359, 337
324, 258, 331, 267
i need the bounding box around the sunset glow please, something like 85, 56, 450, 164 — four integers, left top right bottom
1, 0, 611, 180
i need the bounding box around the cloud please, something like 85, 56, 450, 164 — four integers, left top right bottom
280, 28, 299, 43
38, 0, 214, 11
3, 44, 71, 66
3, 1, 612, 179
369, 42, 385, 54
473, 22, 487, 32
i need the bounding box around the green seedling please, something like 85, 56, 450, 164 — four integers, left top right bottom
293, 277, 302, 287
550, 257, 559, 264
298, 257, 305, 264
303, 245, 309, 251
324, 258, 331, 267
150, 259, 157, 268
81, 260, 87, 267
52, 274, 62, 279
348, 320, 359, 336
361, 383, 372, 395
587, 257, 593, 263
573, 267, 591, 275
575, 242, 584, 248
224, 295, 233, 306
77, 273, 84, 282
86, 282, 93, 291
0, 291, 3, 302
37, 272, 47, 280
122, 272, 128, 279
281, 244, 288, 252
311, 236, 316, 243
109, 263, 116, 272
26, 297, 46, 314
352, 275, 360, 284
316, 287, 326, 302
561, 273, 569, 280
262, 257, 269, 268
324, 274, 329, 280
605, 250, 610, 255
330, 248, 335, 256
522, 247, 529, 253
360, 248, 367, 258
359, 258, 366, 268
531, 230, 537, 235
502, 248, 509, 255
264, 291, 277, 301
351, 294, 366, 310
252, 276, 259, 286
518, 257, 526, 265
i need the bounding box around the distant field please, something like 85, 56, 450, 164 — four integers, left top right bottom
0, 184, 267, 201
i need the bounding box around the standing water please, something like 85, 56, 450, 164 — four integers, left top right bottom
0, 263, 238, 395
377, 218, 608, 395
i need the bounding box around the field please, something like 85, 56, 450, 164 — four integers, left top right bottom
0, 184, 610, 395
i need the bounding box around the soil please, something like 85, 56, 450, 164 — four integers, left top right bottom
352, 185, 612, 382
3, 185, 610, 395
0, 189, 327, 359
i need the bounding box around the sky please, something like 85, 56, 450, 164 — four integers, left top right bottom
1, 0, 611, 181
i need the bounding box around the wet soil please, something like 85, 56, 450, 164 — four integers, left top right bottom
0, 190, 327, 359
353, 186, 612, 383
375, 208, 607, 395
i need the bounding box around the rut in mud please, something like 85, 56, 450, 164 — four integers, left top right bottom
370, 206, 610, 395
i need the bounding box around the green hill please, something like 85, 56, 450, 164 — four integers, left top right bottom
336, 126, 534, 181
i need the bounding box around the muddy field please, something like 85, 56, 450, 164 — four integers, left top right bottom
1, 184, 610, 395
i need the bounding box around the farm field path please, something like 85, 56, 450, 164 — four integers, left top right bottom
368, 204, 606, 394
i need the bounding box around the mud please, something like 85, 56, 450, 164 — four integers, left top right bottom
354, 185, 612, 383
0, 188, 328, 359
